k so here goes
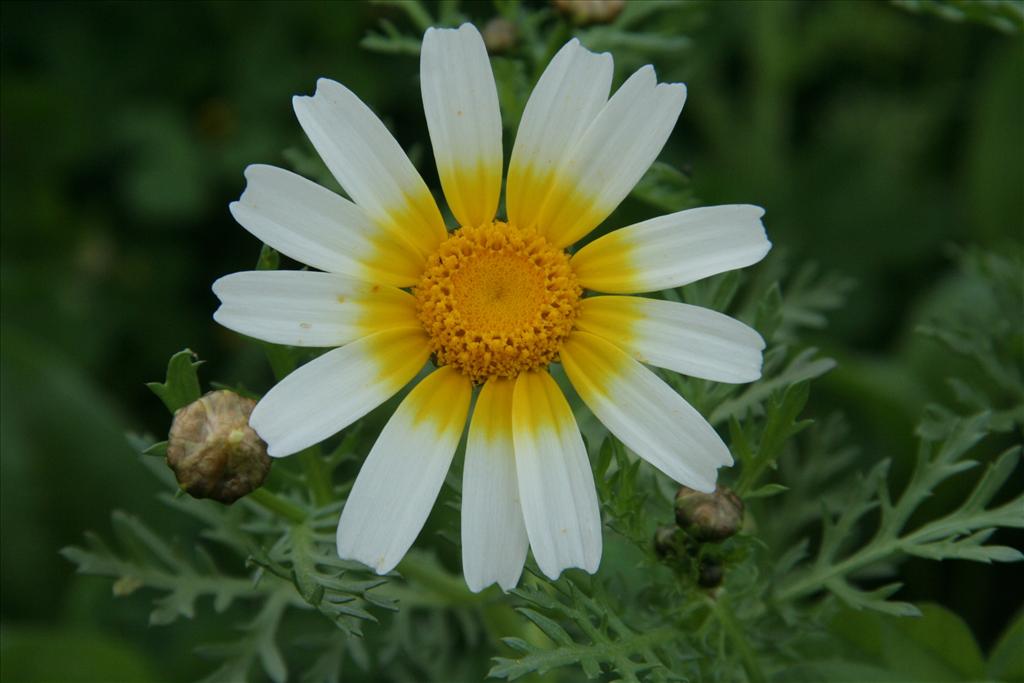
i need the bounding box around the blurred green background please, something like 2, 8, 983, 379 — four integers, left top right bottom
1, 1, 1021, 681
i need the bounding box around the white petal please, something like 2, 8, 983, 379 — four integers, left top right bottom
293, 79, 447, 259
421, 23, 502, 228
512, 370, 602, 580
561, 331, 732, 493
506, 38, 613, 232
249, 328, 429, 457
532, 65, 687, 247
462, 378, 529, 593
212, 270, 418, 347
572, 205, 771, 294
575, 296, 765, 383
337, 366, 472, 574
229, 165, 425, 287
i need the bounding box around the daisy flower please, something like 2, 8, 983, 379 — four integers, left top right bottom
213, 23, 770, 592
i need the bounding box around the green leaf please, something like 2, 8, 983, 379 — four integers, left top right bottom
745, 483, 789, 500
754, 283, 784, 342
760, 382, 812, 461
987, 608, 1024, 682
829, 603, 987, 681
146, 349, 202, 413
0, 627, 159, 683
709, 348, 835, 426
893, 0, 1024, 34
372, 0, 434, 32
490, 579, 685, 682
256, 243, 280, 271
736, 381, 812, 495
630, 161, 697, 213
61, 514, 261, 627
827, 580, 921, 617
592, 436, 649, 550
491, 57, 529, 134
195, 590, 290, 683
141, 441, 167, 457
516, 607, 574, 646
777, 406, 1023, 618
361, 18, 423, 56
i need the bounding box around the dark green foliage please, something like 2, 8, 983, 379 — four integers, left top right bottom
490, 578, 687, 682
146, 349, 203, 413
893, 0, 1024, 33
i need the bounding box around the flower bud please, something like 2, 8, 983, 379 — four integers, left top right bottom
675, 486, 744, 542
166, 390, 270, 504
698, 558, 724, 588
552, 0, 625, 26
654, 525, 681, 559
482, 17, 518, 54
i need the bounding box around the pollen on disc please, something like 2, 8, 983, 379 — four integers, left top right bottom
414, 221, 582, 384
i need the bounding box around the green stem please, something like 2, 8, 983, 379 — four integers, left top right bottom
776, 512, 986, 604
249, 488, 307, 524
710, 595, 767, 683
735, 460, 769, 498
395, 553, 480, 606
299, 447, 332, 507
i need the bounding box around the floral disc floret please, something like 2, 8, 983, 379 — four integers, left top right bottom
414, 221, 582, 383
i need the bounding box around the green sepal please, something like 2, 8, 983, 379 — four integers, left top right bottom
141, 441, 168, 457
146, 349, 203, 414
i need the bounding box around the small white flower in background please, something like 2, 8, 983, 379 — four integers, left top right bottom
213, 23, 770, 592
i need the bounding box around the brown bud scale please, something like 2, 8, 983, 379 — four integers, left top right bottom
552, 0, 625, 26
675, 485, 745, 542
166, 390, 270, 504
482, 17, 518, 54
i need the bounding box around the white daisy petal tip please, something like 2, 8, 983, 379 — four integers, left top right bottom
525, 59, 689, 247
570, 36, 612, 62
462, 378, 529, 594
291, 81, 320, 110
210, 306, 230, 335
211, 271, 419, 348
433, 21, 482, 37
465, 571, 523, 595
335, 546, 394, 575
554, 37, 611, 73
498, 573, 523, 592
659, 81, 688, 109
512, 371, 603, 583
420, 17, 502, 228
246, 414, 291, 459
290, 78, 329, 112
232, 165, 272, 209
227, 202, 243, 229
264, 443, 293, 460
561, 331, 735, 491
314, 76, 340, 94
688, 477, 718, 495
240, 162, 270, 184
572, 203, 774, 293
739, 203, 772, 253
335, 366, 471, 577
210, 273, 229, 299
575, 296, 768, 384
537, 555, 600, 582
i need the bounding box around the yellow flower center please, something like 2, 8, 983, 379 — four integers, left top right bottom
414, 221, 582, 384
